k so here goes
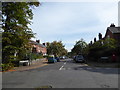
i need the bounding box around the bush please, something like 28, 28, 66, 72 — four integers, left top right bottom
1, 63, 14, 71
11, 60, 19, 67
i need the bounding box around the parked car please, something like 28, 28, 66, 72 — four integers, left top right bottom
75, 55, 86, 63
19, 60, 29, 66
19, 57, 30, 66
60, 56, 67, 59
55, 57, 60, 62
48, 57, 57, 63
64, 56, 68, 59
59, 56, 64, 59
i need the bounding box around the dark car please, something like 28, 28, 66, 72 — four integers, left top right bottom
55, 57, 60, 62
75, 55, 86, 63
48, 57, 57, 63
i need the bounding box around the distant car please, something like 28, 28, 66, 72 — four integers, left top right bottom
55, 57, 60, 62
60, 56, 64, 59
75, 55, 86, 63
64, 56, 68, 59
60, 56, 66, 59
48, 57, 57, 63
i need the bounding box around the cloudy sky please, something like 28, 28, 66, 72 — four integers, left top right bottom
30, 1, 118, 52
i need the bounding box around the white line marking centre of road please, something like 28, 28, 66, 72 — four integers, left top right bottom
64, 62, 66, 64
59, 66, 64, 70
59, 62, 67, 70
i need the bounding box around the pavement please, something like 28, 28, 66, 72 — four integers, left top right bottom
2, 58, 119, 88
6, 58, 48, 72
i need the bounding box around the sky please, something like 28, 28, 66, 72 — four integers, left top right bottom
30, 1, 118, 52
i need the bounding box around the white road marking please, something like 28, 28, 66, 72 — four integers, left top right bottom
64, 62, 66, 64
59, 65, 64, 70
59, 62, 67, 70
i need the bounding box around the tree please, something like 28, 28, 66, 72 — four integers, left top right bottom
2, 2, 40, 63
47, 41, 67, 57
88, 38, 117, 61
103, 38, 117, 49
71, 38, 88, 55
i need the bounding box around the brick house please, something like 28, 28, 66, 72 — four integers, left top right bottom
30, 40, 47, 55
104, 24, 120, 61
104, 24, 120, 45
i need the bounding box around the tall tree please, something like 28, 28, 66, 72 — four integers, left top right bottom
47, 41, 67, 57
71, 39, 88, 55
2, 2, 40, 63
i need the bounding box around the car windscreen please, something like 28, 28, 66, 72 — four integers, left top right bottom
77, 55, 83, 58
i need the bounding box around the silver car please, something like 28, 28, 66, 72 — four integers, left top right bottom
75, 55, 85, 63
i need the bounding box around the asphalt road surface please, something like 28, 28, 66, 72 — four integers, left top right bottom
2, 58, 119, 88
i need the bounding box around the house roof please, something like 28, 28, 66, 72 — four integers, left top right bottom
30, 40, 46, 48
107, 27, 120, 34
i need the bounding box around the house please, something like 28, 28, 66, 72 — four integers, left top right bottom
88, 24, 120, 61
104, 24, 120, 45
89, 24, 120, 46
30, 40, 47, 55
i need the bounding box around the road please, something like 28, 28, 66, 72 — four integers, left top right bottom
2, 58, 119, 88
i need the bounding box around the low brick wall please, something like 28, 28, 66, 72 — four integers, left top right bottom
31, 58, 47, 65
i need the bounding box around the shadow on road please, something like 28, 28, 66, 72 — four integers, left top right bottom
73, 66, 120, 74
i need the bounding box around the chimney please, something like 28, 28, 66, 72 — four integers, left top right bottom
43, 43, 46, 46
98, 33, 102, 40
36, 40, 40, 43
94, 38, 96, 42
90, 41, 93, 45
110, 23, 115, 27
